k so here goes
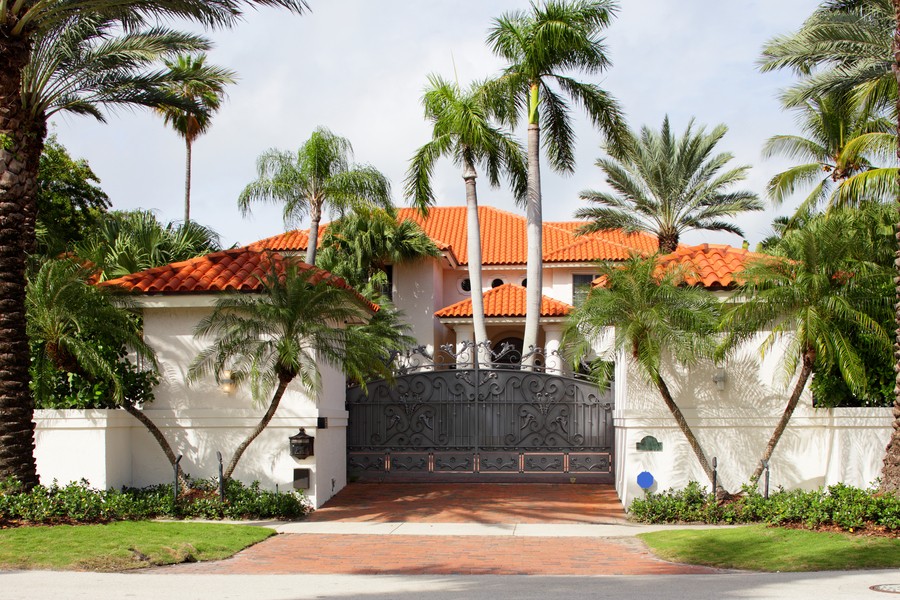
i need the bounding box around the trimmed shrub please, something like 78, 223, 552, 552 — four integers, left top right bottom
0, 478, 310, 525
628, 481, 900, 532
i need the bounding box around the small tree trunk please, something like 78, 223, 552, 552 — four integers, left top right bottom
184, 138, 192, 224
0, 38, 40, 489
223, 377, 290, 481
122, 403, 191, 490
882, 0, 900, 494
657, 228, 679, 254
522, 88, 543, 368
306, 202, 321, 266
654, 375, 720, 493
751, 354, 814, 482
463, 160, 488, 364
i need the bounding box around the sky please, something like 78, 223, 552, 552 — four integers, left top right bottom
50, 0, 822, 250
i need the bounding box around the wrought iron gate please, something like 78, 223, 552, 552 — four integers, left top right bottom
347, 343, 614, 482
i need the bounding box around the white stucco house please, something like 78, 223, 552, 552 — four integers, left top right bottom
33, 205, 892, 508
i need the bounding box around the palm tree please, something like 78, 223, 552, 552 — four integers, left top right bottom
575, 116, 762, 253
763, 93, 896, 220
157, 53, 235, 224
565, 254, 723, 491
189, 260, 406, 481
719, 213, 891, 481
405, 75, 526, 353
74, 210, 221, 281
315, 206, 441, 296
0, 10, 240, 488
26, 259, 190, 488
487, 0, 628, 359
759, 0, 893, 112
239, 127, 393, 266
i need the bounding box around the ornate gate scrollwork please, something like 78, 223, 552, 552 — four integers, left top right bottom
347, 341, 614, 482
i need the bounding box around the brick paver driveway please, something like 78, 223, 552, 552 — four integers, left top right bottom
305, 482, 628, 524
162, 483, 723, 576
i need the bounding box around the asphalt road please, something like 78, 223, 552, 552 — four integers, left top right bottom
2, 570, 899, 600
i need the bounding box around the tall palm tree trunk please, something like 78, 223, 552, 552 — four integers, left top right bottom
752, 353, 814, 481
122, 403, 191, 490
654, 375, 718, 491
463, 161, 488, 363
0, 39, 39, 489
883, 0, 900, 494
522, 104, 543, 367
223, 376, 290, 481
184, 137, 192, 224
306, 202, 321, 266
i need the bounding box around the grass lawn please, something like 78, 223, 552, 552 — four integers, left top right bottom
0, 521, 273, 571
640, 525, 900, 572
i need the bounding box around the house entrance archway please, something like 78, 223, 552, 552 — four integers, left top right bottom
346, 343, 614, 483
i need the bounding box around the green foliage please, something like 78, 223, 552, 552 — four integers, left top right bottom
36, 135, 110, 256
74, 209, 221, 281
27, 258, 158, 409
629, 481, 900, 532
0, 478, 309, 525
316, 207, 440, 294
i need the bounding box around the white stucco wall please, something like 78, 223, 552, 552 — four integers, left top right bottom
613, 336, 893, 507
34, 299, 352, 509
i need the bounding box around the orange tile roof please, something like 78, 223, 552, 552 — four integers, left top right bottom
100, 248, 377, 310
249, 206, 657, 266
435, 283, 573, 318
659, 244, 764, 288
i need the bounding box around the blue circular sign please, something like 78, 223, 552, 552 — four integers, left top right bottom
637, 471, 654, 490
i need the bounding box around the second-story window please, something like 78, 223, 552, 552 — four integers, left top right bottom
572, 274, 597, 308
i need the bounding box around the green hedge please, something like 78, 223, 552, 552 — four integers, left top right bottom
0, 478, 310, 525
629, 482, 900, 532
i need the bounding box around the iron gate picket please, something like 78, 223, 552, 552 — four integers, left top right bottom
346, 343, 615, 482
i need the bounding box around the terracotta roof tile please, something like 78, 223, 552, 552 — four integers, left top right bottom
249, 206, 657, 266
100, 248, 377, 311
659, 244, 764, 288
435, 283, 572, 318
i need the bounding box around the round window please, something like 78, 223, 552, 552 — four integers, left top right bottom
459, 278, 472, 293
491, 278, 504, 288
521, 278, 527, 288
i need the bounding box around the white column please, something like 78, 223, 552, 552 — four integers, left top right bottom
543, 325, 563, 374
455, 324, 475, 366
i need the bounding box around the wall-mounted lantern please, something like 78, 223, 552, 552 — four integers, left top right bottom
219, 370, 235, 394
289, 428, 314, 459
712, 368, 727, 391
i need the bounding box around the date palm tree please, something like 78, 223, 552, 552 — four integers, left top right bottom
405, 75, 526, 353
719, 213, 891, 481
157, 53, 235, 224
575, 116, 762, 253
239, 127, 393, 266
763, 93, 896, 221
189, 260, 408, 481
565, 254, 723, 492
487, 0, 628, 359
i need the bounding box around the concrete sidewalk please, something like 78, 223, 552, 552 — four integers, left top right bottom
272, 520, 736, 537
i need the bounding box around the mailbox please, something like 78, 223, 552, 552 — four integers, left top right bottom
289, 428, 314, 459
